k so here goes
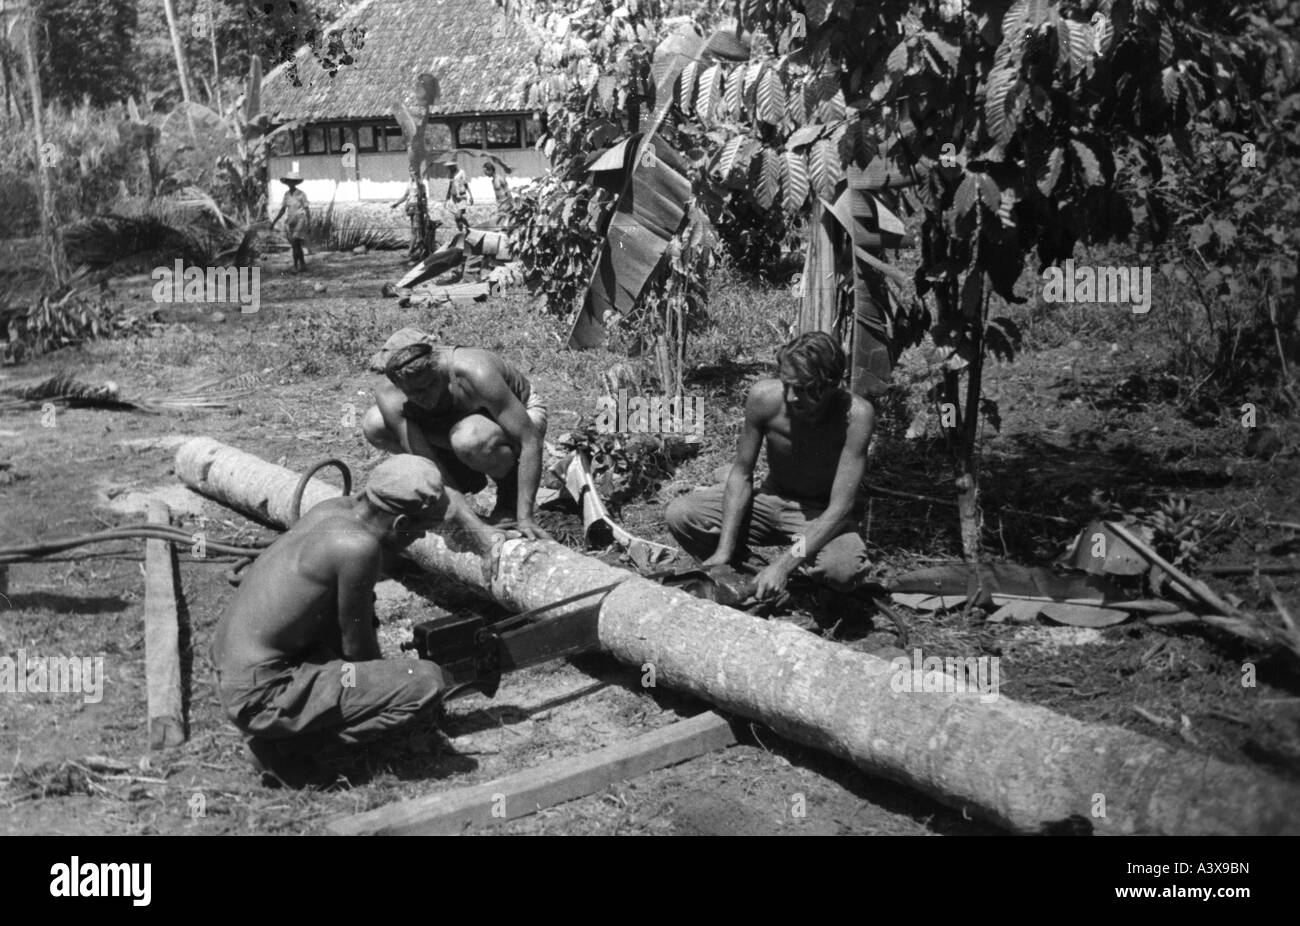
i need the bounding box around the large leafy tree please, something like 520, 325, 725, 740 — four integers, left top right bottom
505, 0, 1299, 564
34, 0, 138, 106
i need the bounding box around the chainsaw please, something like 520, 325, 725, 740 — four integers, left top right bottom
402, 564, 787, 700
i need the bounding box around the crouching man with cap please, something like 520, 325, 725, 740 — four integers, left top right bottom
362, 327, 552, 541
211, 455, 499, 787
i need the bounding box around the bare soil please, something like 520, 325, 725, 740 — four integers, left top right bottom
1, 247, 1296, 834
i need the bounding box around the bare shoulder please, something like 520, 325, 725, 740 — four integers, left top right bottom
307, 510, 380, 560
454, 346, 501, 373
456, 348, 510, 394
847, 393, 877, 427
845, 393, 877, 449
376, 379, 406, 407
746, 379, 784, 422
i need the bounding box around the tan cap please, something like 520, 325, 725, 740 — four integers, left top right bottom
369, 326, 432, 373
363, 455, 445, 516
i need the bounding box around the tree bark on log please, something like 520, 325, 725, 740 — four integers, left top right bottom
175, 437, 1300, 835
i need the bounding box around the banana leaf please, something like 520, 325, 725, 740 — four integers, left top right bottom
568, 134, 692, 348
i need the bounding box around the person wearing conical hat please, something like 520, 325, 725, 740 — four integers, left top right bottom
270, 170, 312, 273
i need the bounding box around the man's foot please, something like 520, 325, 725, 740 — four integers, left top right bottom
245, 738, 320, 789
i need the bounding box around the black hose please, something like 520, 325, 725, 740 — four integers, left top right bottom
226, 458, 354, 586
290, 458, 353, 525
0, 526, 267, 561
0, 458, 355, 589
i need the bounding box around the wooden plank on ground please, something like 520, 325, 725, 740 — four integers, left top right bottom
144, 499, 185, 749
327, 711, 738, 836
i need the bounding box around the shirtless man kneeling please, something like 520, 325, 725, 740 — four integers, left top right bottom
666, 332, 875, 605
211, 455, 498, 788
362, 328, 552, 541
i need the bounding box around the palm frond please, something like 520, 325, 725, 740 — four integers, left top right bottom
62, 214, 215, 273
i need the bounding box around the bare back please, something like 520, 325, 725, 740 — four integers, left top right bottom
212, 498, 381, 671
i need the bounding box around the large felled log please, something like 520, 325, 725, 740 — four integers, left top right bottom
176, 438, 1300, 835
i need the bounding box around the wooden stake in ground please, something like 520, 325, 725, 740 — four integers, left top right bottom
144, 500, 186, 749
330, 711, 738, 835
175, 438, 1300, 835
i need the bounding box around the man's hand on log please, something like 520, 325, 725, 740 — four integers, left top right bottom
754, 560, 796, 601
515, 518, 553, 543
484, 531, 508, 585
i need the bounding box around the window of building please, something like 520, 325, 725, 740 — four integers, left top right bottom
269, 129, 293, 157
380, 125, 407, 152
302, 125, 326, 154
425, 122, 453, 151
485, 118, 521, 149
326, 125, 351, 154
356, 125, 377, 151
524, 115, 542, 148
454, 121, 485, 149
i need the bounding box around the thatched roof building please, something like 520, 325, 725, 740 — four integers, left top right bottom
260, 0, 547, 206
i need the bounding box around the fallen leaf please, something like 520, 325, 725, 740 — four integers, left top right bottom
1038, 602, 1130, 627
891, 593, 967, 611
987, 599, 1042, 623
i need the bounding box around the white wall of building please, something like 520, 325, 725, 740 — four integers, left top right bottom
267, 148, 544, 212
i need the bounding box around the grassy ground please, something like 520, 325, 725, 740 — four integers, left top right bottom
1, 244, 1297, 834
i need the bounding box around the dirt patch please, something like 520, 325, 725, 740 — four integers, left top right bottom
2, 249, 1298, 834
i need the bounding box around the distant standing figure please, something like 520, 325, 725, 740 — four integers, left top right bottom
484, 162, 512, 210
391, 176, 434, 261
445, 160, 472, 233
270, 171, 311, 273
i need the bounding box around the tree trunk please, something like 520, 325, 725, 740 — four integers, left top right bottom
15, 2, 68, 286
207, 0, 223, 113
957, 287, 985, 565
162, 0, 194, 105
175, 437, 1300, 836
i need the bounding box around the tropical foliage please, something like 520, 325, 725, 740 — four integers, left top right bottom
502, 0, 1300, 558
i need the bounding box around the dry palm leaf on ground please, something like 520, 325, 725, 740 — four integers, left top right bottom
0, 370, 259, 413
887, 520, 1300, 666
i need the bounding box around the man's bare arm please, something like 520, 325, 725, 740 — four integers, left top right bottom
707, 383, 769, 564
768, 398, 874, 576
470, 367, 548, 540
434, 483, 498, 554
375, 382, 453, 453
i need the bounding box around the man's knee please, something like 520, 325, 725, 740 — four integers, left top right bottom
813, 534, 871, 589
361, 405, 393, 447
450, 415, 515, 474
387, 660, 446, 707
665, 495, 694, 535
346, 659, 446, 722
